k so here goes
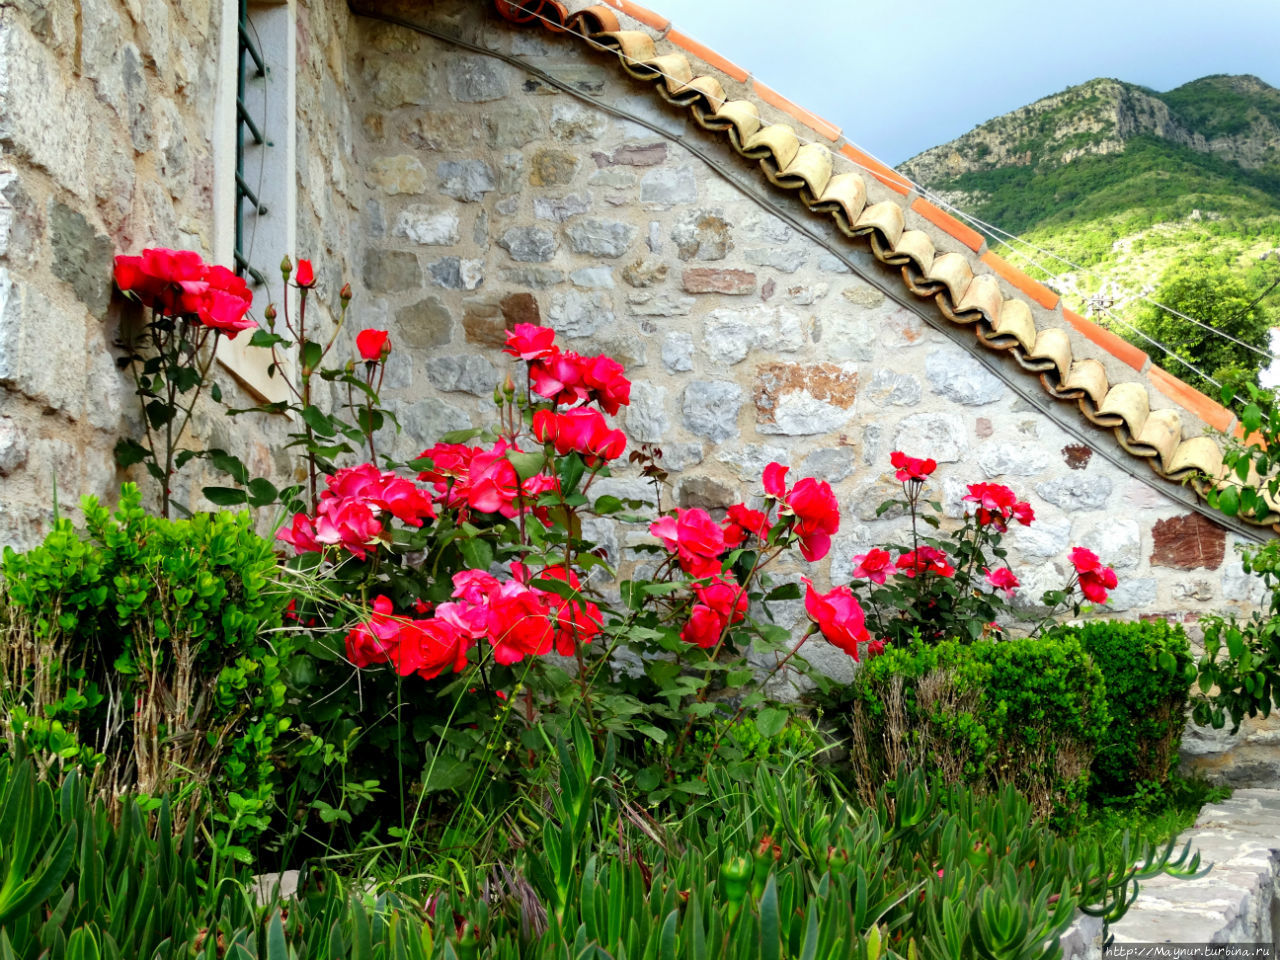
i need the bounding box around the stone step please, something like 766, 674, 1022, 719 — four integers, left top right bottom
1064, 789, 1280, 957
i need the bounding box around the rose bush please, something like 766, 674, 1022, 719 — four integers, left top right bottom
265, 320, 870, 826
112, 247, 255, 516
841, 451, 1118, 645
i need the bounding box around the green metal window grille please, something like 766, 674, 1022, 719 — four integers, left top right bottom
235, 0, 269, 287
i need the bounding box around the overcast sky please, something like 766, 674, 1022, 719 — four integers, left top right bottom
654, 0, 1280, 166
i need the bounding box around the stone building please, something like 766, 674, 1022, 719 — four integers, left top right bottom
0, 0, 1273, 776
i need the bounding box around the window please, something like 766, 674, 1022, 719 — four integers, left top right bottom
214, 0, 296, 402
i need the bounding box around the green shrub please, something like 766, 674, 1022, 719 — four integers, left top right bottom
0, 483, 291, 853
1047, 619, 1196, 799
838, 634, 1110, 817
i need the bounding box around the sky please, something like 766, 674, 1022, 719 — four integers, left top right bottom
653, 0, 1280, 166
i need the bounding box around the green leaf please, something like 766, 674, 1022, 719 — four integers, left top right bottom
209, 449, 250, 484
763, 583, 802, 602
1219, 486, 1240, 517
507, 451, 548, 482
754, 707, 788, 738
202, 486, 248, 506
266, 910, 288, 960
438, 428, 485, 444
560, 453, 587, 497
144, 399, 173, 428
1243, 403, 1263, 435
249, 329, 287, 349
301, 405, 336, 438
301, 340, 322, 371
593, 495, 624, 515
113, 438, 149, 469
247, 478, 278, 507
458, 537, 493, 571
423, 757, 472, 794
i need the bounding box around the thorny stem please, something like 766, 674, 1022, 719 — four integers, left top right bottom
298, 289, 319, 510
672, 528, 786, 762
701, 624, 821, 773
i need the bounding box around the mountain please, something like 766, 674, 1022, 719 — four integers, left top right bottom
900, 75, 1280, 390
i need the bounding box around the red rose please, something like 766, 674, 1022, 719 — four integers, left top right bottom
356, 328, 390, 361
533, 407, 626, 465
580, 353, 631, 414
1011, 501, 1035, 526
695, 575, 748, 623
465, 443, 520, 517
504, 323, 557, 361
890, 451, 937, 483
802, 578, 870, 659
762, 462, 789, 499
649, 508, 727, 578
681, 604, 726, 648
486, 581, 554, 665
345, 595, 401, 668
984, 566, 1020, 598
761, 463, 840, 562
1070, 547, 1117, 603
529, 349, 589, 406
851, 548, 893, 584
295, 259, 315, 288
393, 617, 471, 680
786, 477, 840, 562
723, 503, 771, 547
894, 546, 955, 579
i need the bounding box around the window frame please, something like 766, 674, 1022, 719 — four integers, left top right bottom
213, 0, 297, 403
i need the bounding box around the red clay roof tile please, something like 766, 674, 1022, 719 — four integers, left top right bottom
666, 29, 749, 82
751, 79, 841, 142
1149, 365, 1235, 433
838, 143, 911, 194
600, 0, 670, 32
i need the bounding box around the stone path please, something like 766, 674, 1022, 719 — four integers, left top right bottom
1065, 789, 1280, 957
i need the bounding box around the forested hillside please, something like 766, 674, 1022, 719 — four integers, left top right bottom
901, 75, 1280, 395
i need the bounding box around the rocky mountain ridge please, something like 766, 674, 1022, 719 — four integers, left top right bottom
901, 74, 1280, 188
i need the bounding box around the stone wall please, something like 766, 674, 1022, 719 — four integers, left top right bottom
346, 1, 1262, 634
0, 0, 360, 538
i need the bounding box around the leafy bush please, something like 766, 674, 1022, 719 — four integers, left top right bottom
1118, 262, 1274, 395
1194, 538, 1280, 732
0, 483, 291, 852
1047, 619, 1196, 799
837, 634, 1110, 818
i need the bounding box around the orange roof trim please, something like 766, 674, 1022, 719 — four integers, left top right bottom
910, 197, 985, 252
751, 79, 841, 142
1148, 365, 1235, 434
980, 251, 1060, 311
666, 30, 750, 83
1062, 308, 1148, 373
599, 0, 670, 33
838, 144, 911, 195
